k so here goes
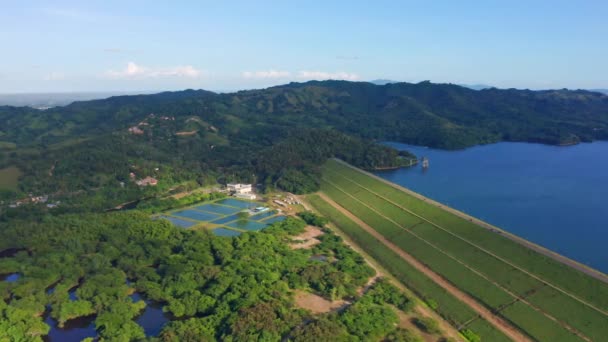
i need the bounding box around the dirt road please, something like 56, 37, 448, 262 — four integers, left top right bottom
317, 192, 531, 342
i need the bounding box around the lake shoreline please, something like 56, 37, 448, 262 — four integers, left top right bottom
376, 141, 608, 274
337, 158, 608, 283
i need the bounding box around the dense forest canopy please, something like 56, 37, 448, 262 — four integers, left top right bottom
1, 80, 607, 209
2, 80, 607, 148
0, 211, 424, 341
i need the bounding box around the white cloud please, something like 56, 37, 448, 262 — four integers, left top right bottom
106, 62, 202, 79
297, 71, 360, 81
43, 72, 65, 81
242, 70, 291, 79
241, 69, 359, 81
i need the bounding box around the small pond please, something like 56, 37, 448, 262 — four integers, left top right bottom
43, 313, 96, 342
1, 273, 21, 283
130, 293, 171, 337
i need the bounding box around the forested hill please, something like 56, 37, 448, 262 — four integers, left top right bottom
232, 81, 608, 147
2, 80, 607, 149
1, 80, 607, 210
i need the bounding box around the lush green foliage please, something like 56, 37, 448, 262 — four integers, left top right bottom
412, 317, 441, 335
0, 208, 429, 341
385, 328, 424, 342
3, 79, 607, 208
2, 80, 607, 340
460, 329, 482, 342
135, 191, 226, 213
297, 211, 329, 227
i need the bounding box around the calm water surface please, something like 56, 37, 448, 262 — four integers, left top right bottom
375, 142, 608, 273
42, 291, 169, 341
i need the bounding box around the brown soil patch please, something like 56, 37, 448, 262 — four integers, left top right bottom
176, 130, 198, 136
294, 290, 348, 314
289, 225, 323, 250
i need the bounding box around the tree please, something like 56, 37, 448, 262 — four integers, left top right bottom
290, 317, 351, 342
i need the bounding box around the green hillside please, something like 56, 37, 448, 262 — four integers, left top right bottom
1, 80, 607, 212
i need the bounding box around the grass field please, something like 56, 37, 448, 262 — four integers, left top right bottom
317, 159, 608, 341
307, 194, 511, 342
0, 141, 17, 150
0, 166, 21, 191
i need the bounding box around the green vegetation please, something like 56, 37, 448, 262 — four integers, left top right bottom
306, 194, 510, 341
385, 328, 423, 342
411, 317, 441, 335
460, 329, 481, 342
318, 159, 608, 341
0, 141, 17, 150
1, 80, 607, 340
2, 80, 607, 212
135, 191, 226, 213
0, 208, 448, 341
297, 211, 329, 227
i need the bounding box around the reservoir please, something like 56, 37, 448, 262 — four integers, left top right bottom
376, 141, 608, 274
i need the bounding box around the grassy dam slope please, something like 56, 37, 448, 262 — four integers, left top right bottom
311, 159, 608, 342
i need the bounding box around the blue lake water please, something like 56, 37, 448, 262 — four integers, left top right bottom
375, 141, 608, 273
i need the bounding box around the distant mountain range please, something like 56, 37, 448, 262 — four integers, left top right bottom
370, 79, 494, 90
1, 79, 608, 199
0, 91, 152, 108
3, 80, 607, 150
370, 80, 608, 93
3, 84, 605, 109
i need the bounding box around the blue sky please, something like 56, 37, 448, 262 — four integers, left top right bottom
1, 0, 607, 93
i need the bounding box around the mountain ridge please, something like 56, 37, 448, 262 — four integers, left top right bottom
2, 80, 607, 149
1, 80, 607, 205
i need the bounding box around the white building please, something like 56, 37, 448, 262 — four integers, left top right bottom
227, 183, 253, 194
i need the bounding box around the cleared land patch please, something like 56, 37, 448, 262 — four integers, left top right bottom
293, 290, 349, 314
0, 166, 21, 191
318, 159, 608, 341
290, 225, 323, 250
